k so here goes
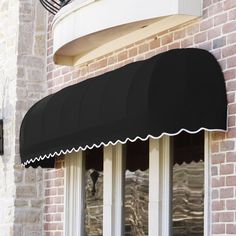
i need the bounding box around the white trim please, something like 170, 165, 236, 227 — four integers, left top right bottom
204, 131, 210, 236
103, 145, 113, 236
22, 127, 226, 166
64, 151, 85, 236
149, 137, 171, 236
160, 136, 171, 236
114, 143, 125, 236
149, 138, 161, 236
103, 144, 124, 236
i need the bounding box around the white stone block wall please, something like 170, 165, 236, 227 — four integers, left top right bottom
0, 0, 48, 235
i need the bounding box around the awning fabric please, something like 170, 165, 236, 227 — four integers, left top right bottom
20, 48, 227, 168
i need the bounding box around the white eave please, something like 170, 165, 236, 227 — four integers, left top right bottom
52, 0, 202, 66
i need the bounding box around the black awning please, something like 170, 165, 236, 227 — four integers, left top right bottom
20, 48, 227, 168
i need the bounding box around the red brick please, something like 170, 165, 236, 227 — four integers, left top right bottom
55, 232, 62, 236
220, 140, 235, 152
54, 196, 63, 204
223, 21, 236, 34
161, 33, 173, 45
229, 9, 236, 20
229, 103, 236, 115
220, 164, 234, 175
198, 41, 212, 51
138, 44, 149, 54
212, 224, 225, 234
226, 127, 236, 138
223, 0, 236, 10
228, 92, 234, 102
53, 214, 62, 221
226, 200, 236, 210
219, 212, 234, 222
226, 152, 236, 162
212, 200, 225, 211
226, 176, 236, 186
212, 166, 218, 176
214, 13, 227, 26
212, 132, 225, 140
227, 32, 236, 45
200, 18, 213, 31
212, 177, 225, 187
117, 51, 127, 61
208, 27, 221, 40
194, 32, 207, 44
186, 24, 199, 36
227, 224, 236, 234
174, 30, 185, 40
57, 205, 64, 212
228, 115, 235, 127
212, 213, 220, 222
209, 2, 223, 16
203, 0, 211, 8
57, 169, 64, 178
181, 37, 193, 47
227, 56, 236, 68
168, 42, 180, 50
224, 69, 236, 81
211, 142, 220, 153
213, 36, 226, 49
54, 232, 63, 236
150, 38, 160, 50
128, 48, 138, 57
212, 189, 219, 199
220, 187, 234, 198
223, 45, 236, 58
212, 153, 225, 164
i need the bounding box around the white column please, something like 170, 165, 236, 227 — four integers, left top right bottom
149, 138, 161, 236
204, 131, 210, 236
103, 143, 125, 236
114, 143, 125, 236
149, 137, 171, 236
64, 151, 85, 236
160, 136, 171, 236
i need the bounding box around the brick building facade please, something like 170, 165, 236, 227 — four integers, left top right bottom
1, 0, 236, 235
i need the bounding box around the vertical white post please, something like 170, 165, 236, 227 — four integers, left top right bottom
160, 136, 171, 236
114, 143, 125, 236
103, 144, 114, 236
149, 138, 160, 236
103, 144, 124, 236
64, 151, 85, 236
204, 131, 210, 236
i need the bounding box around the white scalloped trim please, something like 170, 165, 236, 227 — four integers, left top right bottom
22, 127, 226, 167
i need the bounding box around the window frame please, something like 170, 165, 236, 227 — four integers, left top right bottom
64, 132, 210, 236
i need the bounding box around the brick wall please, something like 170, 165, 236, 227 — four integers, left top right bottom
45, 0, 236, 235
44, 157, 64, 236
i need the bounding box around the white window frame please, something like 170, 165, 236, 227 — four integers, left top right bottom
64, 132, 210, 236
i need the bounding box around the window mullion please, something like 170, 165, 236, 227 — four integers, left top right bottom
160, 136, 171, 236
103, 144, 124, 236
64, 151, 85, 236
149, 138, 161, 236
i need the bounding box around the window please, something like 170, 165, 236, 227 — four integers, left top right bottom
64, 132, 208, 236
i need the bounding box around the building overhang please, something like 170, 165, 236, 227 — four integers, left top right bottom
52, 0, 202, 66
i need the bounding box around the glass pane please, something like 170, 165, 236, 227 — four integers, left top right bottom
84, 148, 103, 236
172, 131, 204, 236
124, 140, 149, 236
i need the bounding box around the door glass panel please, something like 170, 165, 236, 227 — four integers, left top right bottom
124, 140, 149, 236
172, 131, 204, 236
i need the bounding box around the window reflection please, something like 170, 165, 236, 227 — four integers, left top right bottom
84, 148, 103, 236
124, 140, 149, 236
172, 131, 204, 236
